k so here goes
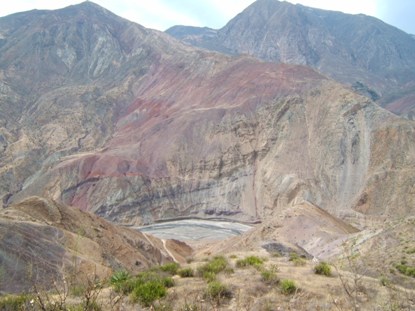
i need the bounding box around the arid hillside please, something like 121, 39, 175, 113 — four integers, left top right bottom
0, 197, 191, 293
1, 2, 415, 229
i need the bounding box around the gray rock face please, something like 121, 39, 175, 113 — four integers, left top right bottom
166, 0, 415, 116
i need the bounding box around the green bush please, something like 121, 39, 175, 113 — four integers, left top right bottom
202, 271, 217, 282
280, 279, 297, 295
261, 269, 279, 285
110, 270, 132, 293
205, 281, 232, 300
235, 255, 264, 268
178, 267, 194, 278
314, 262, 332, 276
131, 280, 167, 306
159, 262, 180, 275
111, 270, 130, 284
198, 256, 228, 277
0, 294, 32, 311
162, 276, 175, 288
111, 270, 174, 297
395, 263, 415, 278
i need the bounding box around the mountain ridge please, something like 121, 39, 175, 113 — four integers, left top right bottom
166, 0, 415, 117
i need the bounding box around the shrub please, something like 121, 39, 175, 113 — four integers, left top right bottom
289, 252, 306, 266
159, 262, 180, 275
112, 270, 174, 297
261, 269, 279, 285
395, 263, 415, 278
379, 275, 391, 287
111, 270, 130, 284
202, 271, 217, 282
280, 279, 297, 295
70, 284, 87, 297
224, 267, 235, 275
314, 262, 332, 276
205, 281, 232, 300
0, 294, 32, 311
162, 276, 175, 288
131, 280, 167, 306
111, 270, 132, 293
198, 256, 228, 277
236, 255, 264, 268
271, 251, 282, 257
178, 267, 194, 278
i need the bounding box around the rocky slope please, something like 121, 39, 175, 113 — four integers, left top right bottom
166, 0, 415, 117
0, 1, 191, 209
1, 2, 415, 228
0, 196, 191, 293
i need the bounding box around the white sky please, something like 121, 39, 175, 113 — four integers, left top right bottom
1, 0, 414, 34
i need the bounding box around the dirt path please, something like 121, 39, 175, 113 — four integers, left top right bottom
162, 239, 178, 263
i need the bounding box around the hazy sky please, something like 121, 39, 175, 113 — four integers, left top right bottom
1, 0, 414, 35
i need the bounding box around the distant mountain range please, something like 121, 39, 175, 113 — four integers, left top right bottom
166, 0, 415, 117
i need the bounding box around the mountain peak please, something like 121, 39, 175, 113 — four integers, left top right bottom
166, 0, 415, 116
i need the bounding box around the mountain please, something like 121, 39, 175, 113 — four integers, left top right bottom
0, 196, 191, 293
166, 0, 415, 117
1, 2, 415, 229
0, 1, 188, 211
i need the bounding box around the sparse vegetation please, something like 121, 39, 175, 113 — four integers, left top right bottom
159, 262, 180, 275
235, 255, 264, 268
205, 281, 232, 300
110, 270, 174, 307
289, 252, 306, 266
280, 279, 297, 295
395, 263, 415, 278
131, 280, 167, 306
178, 267, 194, 278
260, 268, 279, 285
197, 256, 229, 278
202, 271, 217, 282
379, 275, 391, 287
0, 294, 32, 310
110, 270, 131, 293
314, 261, 332, 276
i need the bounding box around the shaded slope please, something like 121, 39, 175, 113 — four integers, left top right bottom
0, 196, 191, 293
